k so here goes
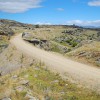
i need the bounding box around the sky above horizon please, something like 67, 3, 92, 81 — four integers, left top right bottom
0, 0, 100, 26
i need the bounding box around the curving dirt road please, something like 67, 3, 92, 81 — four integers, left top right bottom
11, 34, 100, 93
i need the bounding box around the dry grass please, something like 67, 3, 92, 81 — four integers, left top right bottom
0, 26, 100, 99
0, 64, 100, 100
67, 41, 100, 67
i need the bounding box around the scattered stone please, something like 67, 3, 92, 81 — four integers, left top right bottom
12, 75, 18, 79
44, 95, 51, 100
96, 58, 100, 62
60, 91, 65, 94
0, 26, 14, 36
34, 74, 38, 78
34, 67, 40, 71
2, 97, 11, 100
65, 84, 68, 86
44, 87, 51, 93
51, 80, 59, 84
25, 94, 37, 100
22, 32, 33, 39
15, 86, 24, 92
27, 89, 33, 95
20, 80, 29, 85
79, 51, 86, 55
53, 80, 59, 83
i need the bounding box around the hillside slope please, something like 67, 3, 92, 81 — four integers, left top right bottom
67, 41, 100, 67
10, 34, 100, 93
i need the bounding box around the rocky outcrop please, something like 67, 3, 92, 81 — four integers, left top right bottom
22, 32, 50, 51
0, 25, 14, 37
0, 19, 26, 27
0, 19, 35, 30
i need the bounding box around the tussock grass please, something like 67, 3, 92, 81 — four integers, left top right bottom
67, 41, 100, 67
0, 63, 100, 100
0, 25, 100, 99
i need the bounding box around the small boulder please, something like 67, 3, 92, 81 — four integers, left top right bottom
25, 94, 37, 100
15, 86, 24, 92
12, 75, 18, 79
51, 80, 59, 84
34, 74, 38, 78
20, 80, 29, 85
22, 32, 33, 40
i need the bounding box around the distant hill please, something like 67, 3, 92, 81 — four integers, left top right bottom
82, 25, 100, 29
0, 19, 83, 29
0, 19, 32, 28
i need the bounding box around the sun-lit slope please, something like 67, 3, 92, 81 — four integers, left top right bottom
10, 34, 100, 93
67, 41, 100, 67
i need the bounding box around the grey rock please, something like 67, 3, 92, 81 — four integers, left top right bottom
34, 67, 40, 70
60, 91, 65, 94
51, 80, 59, 84
20, 80, 29, 85
96, 58, 100, 62
34, 74, 38, 78
44, 95, 52, 100
65, 84, 68, 86
12, 75, 18, 79
15, 86, 24, 92
2, 97, 11, 100
22, 32, 33, 39
25, 94, 37, 100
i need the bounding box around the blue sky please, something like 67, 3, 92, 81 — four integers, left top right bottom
0, 0, 100, 26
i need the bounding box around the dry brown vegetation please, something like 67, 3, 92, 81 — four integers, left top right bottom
67, 41, 100, 67
0, 19, 100, 99
0, 63, 100, 100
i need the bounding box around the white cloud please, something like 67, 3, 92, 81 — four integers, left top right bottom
0, 0, 43, 13
36, 22, 51, 25
57, 8, 64, 11
66, 20, 100, 26
88, 0, 100, 6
